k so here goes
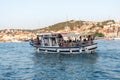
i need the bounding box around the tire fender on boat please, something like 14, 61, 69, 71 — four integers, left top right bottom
79, 49, 82, 53
45, 50, 47, 53
36, 48, 39, 52
70, 49, 72, 53
85, 48, 89, 52
90, 51, 93, 54
57, 49, 59, 53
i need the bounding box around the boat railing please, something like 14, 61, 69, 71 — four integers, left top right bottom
58, 40, 97, 48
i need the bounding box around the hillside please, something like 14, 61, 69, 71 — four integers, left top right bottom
33, 20, 117, 37
0, 20, 120, 42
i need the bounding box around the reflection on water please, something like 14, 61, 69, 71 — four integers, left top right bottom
32, 53, 98, 80
33, 52, 98, 64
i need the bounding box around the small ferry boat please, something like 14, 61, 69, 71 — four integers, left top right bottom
30, 33, 97, 54
113, 37, 120, 40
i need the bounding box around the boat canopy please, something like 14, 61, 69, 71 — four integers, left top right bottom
37, 32, 91, 38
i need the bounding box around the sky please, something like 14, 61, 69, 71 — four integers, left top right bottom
0, 0, 120, 30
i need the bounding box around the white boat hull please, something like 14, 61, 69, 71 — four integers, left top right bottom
35, 43, 97, 54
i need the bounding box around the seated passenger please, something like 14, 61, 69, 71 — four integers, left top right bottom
68, 40, 73, 47
76, 40, 80, 46
52, 40, 56, 46
62, 41, 67, 47
82, 39, 87, 45
58, 40, 63, 47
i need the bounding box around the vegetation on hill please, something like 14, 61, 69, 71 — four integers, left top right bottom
102, 20, 115, 25
34, 20, 115, 33
95, 32, 104, 37
33, 20, 88, 32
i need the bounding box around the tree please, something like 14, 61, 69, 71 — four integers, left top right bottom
95, 32, 104, 37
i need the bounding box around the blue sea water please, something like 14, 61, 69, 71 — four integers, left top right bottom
0, 40, 120, 80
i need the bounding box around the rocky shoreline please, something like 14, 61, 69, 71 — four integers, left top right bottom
0, 29, 36, 42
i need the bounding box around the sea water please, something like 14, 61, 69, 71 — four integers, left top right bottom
0, 40, 120, 80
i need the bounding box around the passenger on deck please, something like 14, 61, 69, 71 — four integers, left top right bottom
30, 38, 34, 43
62, 41, 67, 47
76, 40, 80, 46
87, 35, 94, 45
58, 39, 63, 47
52, 40, 56, 46
36, 36, 40, 45
82, 38, 87, 46
58, 41, 62, 47
44, 39, 49, 46
92, 34, 95, 43
87, 35, 91, 45
79, 36, 82, 46
58, 36, 64, 46
68, 40, 73, 47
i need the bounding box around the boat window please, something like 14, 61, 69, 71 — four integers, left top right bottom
51, 38, 56, 46
44, 38, 49, 46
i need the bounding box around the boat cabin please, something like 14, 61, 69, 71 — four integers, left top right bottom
37, 33, 63, 47
36, 33, 95, 47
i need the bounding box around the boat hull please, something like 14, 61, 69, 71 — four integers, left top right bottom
35, 43, 97, 54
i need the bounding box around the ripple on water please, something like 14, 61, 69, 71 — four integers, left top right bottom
0, 41, 120, 80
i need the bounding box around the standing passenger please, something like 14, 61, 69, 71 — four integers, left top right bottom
36, 36, 40, 45
79, 36, 82, 46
